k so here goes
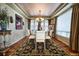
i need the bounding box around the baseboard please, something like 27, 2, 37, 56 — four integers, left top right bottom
4, 36, 29, 56
54, 37, 79, 54
56, 35, 69, 46
54, 37, 69, 47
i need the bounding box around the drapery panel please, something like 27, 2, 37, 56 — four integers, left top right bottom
70, 4, 79, 52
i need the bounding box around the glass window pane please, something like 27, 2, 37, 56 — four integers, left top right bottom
56, 8, 72, 38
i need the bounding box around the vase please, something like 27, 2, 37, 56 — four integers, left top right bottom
0, 23, 7, 31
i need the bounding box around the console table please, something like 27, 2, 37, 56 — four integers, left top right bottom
0, 30, 11, 56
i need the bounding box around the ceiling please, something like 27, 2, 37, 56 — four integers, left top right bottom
18, 3, 61, 17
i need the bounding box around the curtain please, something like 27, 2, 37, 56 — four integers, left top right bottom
48, 19, 51, 25
54, 17, 57, 37
70, 4, 79, 52
28, 19, 31, 30
48, 17, 57, 37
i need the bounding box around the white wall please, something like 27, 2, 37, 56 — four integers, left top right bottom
0, 4, 28, 48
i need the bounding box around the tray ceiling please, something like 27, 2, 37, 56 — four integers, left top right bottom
18, 3, 60, 17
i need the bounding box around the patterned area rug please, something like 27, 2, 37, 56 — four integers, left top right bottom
15, 39, 68, 56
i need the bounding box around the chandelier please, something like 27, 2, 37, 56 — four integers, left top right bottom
36, 10, 44, 22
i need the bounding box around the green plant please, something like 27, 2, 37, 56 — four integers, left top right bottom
0, 8, 9, 28
0, 18, 9, 25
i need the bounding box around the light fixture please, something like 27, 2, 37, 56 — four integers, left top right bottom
36, 10, 44, 22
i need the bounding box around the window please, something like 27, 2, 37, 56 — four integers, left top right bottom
30, 20, 35, 35
35, 20, 38, 31
41, 20, 45, 31
44, 20, 48, 31
41, 20, 48, 31
56, 8, 72, 38
30, 20, 35, 31
30, 19, 49, 33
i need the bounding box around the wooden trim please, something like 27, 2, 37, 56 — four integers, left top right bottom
54, 17, 57, 37
30, 16, 50, 18
28, 19, 31, 30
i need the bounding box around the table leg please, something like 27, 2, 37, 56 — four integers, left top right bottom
3, 35, 6, 48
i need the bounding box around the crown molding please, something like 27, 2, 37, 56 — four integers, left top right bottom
15, 4, 31, 16
6, 3, 30, 19
50, 3, 68, 19
30, 16, 50, 18
29, 16, 50, 20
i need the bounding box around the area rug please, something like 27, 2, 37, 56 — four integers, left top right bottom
15, 39, 68, 56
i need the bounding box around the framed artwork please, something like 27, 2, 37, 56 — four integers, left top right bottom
49, 25, 53, 30
15, 14, 23, 30
22, 21, 24, 25
9, 16, 13, 23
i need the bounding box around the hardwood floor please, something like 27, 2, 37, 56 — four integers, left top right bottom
0, 36, 29, 56
53, 38, 79, 56
0, 36, 79, 56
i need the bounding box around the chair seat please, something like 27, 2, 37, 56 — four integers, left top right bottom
29, 35, 51, 40
45, 36, 51, 39
29, 35, 35, 39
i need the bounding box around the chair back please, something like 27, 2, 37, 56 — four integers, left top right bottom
36, 31, 45, 42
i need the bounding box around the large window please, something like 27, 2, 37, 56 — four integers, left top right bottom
30, 19, 48, 34
35, 20, 38, 31
56, 8, 72, 38
30, 20, 35, 31
44, 20, 48, 31
41, 20, 48, 31
41, 20, 45, 31
30, 20, 35, 35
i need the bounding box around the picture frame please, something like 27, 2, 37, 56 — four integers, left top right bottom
15, 14, 23, 30
9, 16, 13, 23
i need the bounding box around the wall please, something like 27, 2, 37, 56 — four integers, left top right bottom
0, 4, 28, 48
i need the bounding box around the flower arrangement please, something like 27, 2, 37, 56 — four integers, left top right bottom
0, 8, 9, 30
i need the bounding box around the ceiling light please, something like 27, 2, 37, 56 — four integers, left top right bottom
36, 10, 44, 22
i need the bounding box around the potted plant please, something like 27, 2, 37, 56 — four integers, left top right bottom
0, 8, 9, 31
